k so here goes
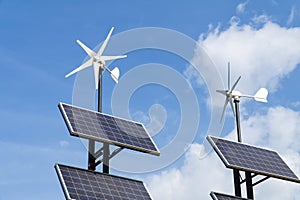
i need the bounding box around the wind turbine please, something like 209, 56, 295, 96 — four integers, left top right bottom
216, 62, 268, 199
65, 27, 127, 173
217, 62, 268, 124
65, 27, 127, 89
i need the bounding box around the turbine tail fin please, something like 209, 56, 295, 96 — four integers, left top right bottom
254, 88, 268, 103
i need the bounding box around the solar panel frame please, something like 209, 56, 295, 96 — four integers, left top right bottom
207, 135, 300, 184
59, 102, 160, 156
210, 192, 251, 200
55, 163, 153, 200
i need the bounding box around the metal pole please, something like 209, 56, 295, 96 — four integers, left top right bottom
233, 98, 242, 197
103, 143, 110, 173
234, 98, 242, 143
88, 68, 106, 171
233, 169, 241, 197
234, 98, 254, 199
245, 171, 254, 199
96, 67, 110, 174
88, 141, 96, 170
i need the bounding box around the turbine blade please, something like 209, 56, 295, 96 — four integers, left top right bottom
228, 62, 230, 90
231, 76, 241, 92
216, 90, 227, 95
65, 58, 93, 78
220, 97, 230, 122
97, 27, 114, 58
76, 40, 96, 57
101, 55, 127, 61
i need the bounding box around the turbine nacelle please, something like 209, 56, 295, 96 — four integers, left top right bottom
231, 90, 242, 98
65, 27, 127, 89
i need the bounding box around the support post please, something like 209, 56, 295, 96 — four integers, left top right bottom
245, 172, 254, 199
88, 140, 96, 170
103, 143, 110, 174
95, 67, 110, 174
233, 169, 241, 197
233, 98, 242, 197
88, 68, 104, 171
234, 98, 254, 199
234, 98, 242, 143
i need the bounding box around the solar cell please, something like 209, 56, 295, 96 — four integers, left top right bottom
207, 135, 300, 183
210, 192, 251, 200
55, 164, 153, 200
59, 102, 160, 156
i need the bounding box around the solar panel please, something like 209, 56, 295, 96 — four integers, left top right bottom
207, 135, 300, 183
210, 192, 251, 200
59, 102, 160, 156
55, 164, 153, 200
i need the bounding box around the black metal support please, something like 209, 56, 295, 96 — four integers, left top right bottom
103, 143, 110, 173
233, 169, 242, 197
110, 147, 124, 159
94, 147, 104, 159
88, 140, 96, 170
234, 98, 242, 143
233, 98, 242, 197
233, 98, 254, 199
94, 147, 123, 167
245, 172, 254, 199
241, 174, 258, 184
253, 176, 270, 186
89, 67, 111, 173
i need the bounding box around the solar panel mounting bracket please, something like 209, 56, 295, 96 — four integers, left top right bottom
252, 176, 270, 187
94, 146, 104, 159
95, 146, 124, 167
239, 173, 269, 186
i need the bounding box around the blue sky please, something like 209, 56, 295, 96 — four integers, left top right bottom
1, 0, 300, 199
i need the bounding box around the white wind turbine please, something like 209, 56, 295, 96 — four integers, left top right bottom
65, 27, 127, 88
217, 62, 268, 124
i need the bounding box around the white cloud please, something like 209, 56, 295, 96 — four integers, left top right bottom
185, 19, 300, 114
147, 143, 232, 199
200, 21, 300, 93
287, 6, 296, 26
291, 101, 300, 108
236, 1, 249, 14
146, 106, 300, 199
251, 14, 272, 25
183, 21, 300, 134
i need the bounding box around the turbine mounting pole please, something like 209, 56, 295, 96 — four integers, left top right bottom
234, 97, 242, 143
88, 67, 110, 174
233, 97, 254, 199
233, 97, 242, 197
98, 67, 110, 174
88, 67, 104, 171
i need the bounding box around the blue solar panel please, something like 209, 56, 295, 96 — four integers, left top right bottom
210, 192, 251, 200
59, 102, 160, 156
207, 135, 300, 183
55, 164, 153, 200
